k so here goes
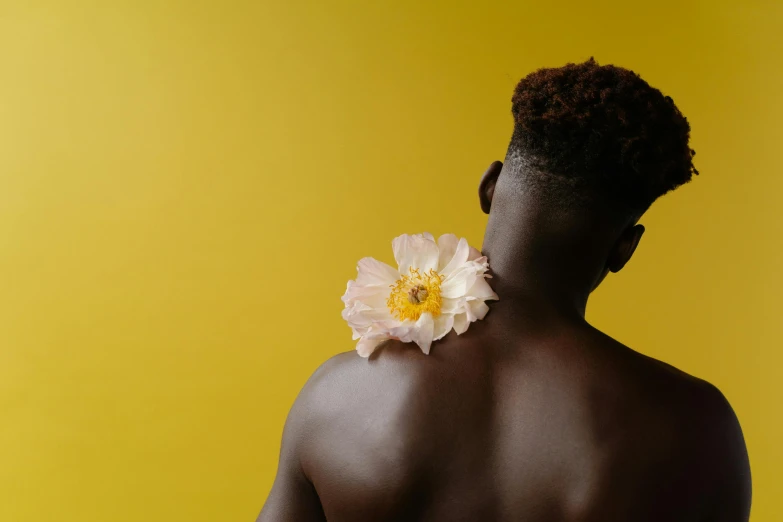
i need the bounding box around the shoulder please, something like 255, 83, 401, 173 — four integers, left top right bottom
587, 325, 726, 405
263, 347, 425, 520
683, 377, 749, 470
297, 338, 489, 427
292, 340, 438, 452
298, 341, 432, 413
616, 342, 750, 480
631, 347, 736, 420
586, 327, 743, 441
590, 331, 750, 501
611, 343, 751, 518
671, 375, 751, 518
288, 343, 438, 499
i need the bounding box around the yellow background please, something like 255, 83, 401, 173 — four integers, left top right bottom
0, 1, 780, 520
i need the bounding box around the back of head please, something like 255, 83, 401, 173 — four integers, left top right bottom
507, 57, 697, 217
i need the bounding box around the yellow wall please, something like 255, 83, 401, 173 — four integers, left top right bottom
0, 1, 779, 520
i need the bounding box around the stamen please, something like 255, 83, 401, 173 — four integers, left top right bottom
387, 267, 444, 321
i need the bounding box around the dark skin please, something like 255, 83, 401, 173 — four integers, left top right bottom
259, 161, 752, 522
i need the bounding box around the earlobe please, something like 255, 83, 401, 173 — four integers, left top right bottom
608, 224, 645, 273
479, 161, 503, 214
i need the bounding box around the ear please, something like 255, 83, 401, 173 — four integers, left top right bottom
607, 224, 645, 273
479, 161, 503, 214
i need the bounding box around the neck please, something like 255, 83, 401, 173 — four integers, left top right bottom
480, 184, 621, 321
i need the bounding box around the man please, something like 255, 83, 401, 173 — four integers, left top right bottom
259, 58, 751, 521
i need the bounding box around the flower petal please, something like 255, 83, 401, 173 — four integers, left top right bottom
341, 280, 389, 307
465, 276, 499, 301
440, 265, 479, 299
453, 312, 469, 335
344, 304, 394, 327
436, 234, 458, 271
356, 334, 388, 357
392, 233, 439, 273
466, 300, 490, 322
467, 245, 483, 261
411, 312, 435, 354
355, 257, 399, 286
388, 312, 435, 355
440, 297, 466, 315
467, 255, 490, 272
342, 298, 396, 337
439, 237, 470, 278
433, 314, 454, 341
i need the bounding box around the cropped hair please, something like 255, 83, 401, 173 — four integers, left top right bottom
509, 57, 697, 213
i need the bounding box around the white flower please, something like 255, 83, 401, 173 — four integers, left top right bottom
341, 233, 499, 357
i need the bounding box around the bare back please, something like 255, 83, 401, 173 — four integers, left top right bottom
260, 309, 750, 521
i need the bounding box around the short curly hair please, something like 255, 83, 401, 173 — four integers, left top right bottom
508, 57, 697, 213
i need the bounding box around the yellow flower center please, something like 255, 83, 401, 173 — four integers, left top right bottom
387, 267, 445, 321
